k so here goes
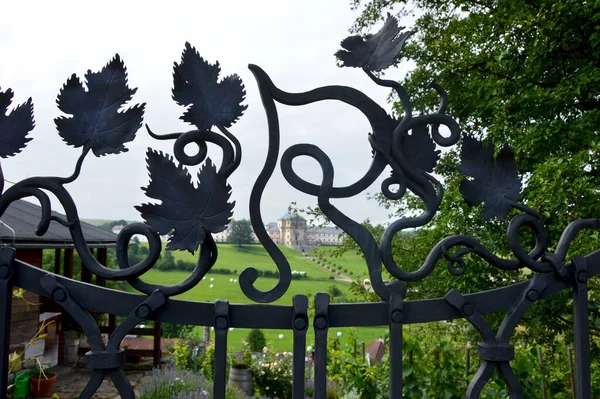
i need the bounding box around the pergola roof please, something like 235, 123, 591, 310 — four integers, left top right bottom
0, 199, 117, 248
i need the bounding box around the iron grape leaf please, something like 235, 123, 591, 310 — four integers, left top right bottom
403, 124, 440, 173
135, 149, 234, 253
335, 14, 415, 72
55, 55, 145, 157
457, 135, 494, 178
0, 88, 34, 158
459, 139, 522, 221
172, 42, 247, 130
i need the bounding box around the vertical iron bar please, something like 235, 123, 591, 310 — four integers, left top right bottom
389, 291, 403, 399
0, 247, 15, 399
213, 300, 230, 399
292, 295, 309, 399
571, 257, 590, 399
313, 293, 329, 399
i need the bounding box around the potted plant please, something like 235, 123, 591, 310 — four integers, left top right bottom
30, 361, 56, 397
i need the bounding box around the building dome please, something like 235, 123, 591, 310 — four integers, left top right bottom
279, 206, 305, 221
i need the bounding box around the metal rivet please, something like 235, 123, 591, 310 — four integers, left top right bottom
136, 304, 151, 319
391, 310, 403, 323
314, 316, 327, 330
462, 303, 474, 316
293, 317, 307, 330
215, 316, 228, 330
577, 270, 589, 284
53, 288, 67, 302
0, 265, 10, 279
526, 289, 539, 302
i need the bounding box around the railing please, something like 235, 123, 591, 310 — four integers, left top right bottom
0, 14, 597, 399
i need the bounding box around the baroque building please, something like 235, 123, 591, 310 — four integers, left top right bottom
278, 206, 308, 250
212, 206, 343, 250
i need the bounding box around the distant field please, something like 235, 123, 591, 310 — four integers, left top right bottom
128, 244, 388, 351
172, 243, 338, 281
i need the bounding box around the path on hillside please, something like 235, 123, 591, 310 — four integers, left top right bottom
305, 256, 353, 283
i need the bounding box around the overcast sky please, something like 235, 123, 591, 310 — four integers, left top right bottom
0, 0, 414, 226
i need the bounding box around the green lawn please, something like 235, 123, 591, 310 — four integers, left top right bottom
173, 243, 337, 280
128, 244, 388, 351
132, 269, 387, 351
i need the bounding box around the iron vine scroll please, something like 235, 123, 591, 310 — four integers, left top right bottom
0, 14, 598, 399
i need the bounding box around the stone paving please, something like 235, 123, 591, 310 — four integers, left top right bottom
37, 366, 146, 399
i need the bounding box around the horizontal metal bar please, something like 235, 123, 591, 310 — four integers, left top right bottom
11, 248, 600, 328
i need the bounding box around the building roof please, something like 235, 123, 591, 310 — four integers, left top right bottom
265, 222, 279, 233
279, 207, 305, 221
0, 199, 117, 248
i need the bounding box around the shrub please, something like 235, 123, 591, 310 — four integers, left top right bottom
138, 368, 249, 399
246, 329, 267, 352
138, 368, 210, 399
172, 337, 205, 372
328, 285, 343, 298
253, 349, 292, 398
162, 323, 194, 339
328, 276, 335, 280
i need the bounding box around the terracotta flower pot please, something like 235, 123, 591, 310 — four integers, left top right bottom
31, 373, 57, 397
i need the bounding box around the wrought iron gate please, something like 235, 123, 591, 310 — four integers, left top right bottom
1, 15, 598, 399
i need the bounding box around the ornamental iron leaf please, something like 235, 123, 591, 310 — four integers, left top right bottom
55, 55, 145, 157
172, 42, 247, 130
0, 88, 34, 158
459, 136, 521, 221
136, 149, 234, 253
403, 124, 440, 173
335, 14, 415, 72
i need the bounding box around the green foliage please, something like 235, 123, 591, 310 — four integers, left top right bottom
328, 285, 343, 298
228, 219, 254, 247
246, 329, 267, 353
347, 0, 600, 347
199, 343, 231, 382
172, 338, 206, 373
162, 323, 194, 339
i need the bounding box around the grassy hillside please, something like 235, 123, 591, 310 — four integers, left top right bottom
310, 246, 370, 279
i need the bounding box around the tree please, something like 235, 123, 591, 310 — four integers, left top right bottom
227, 219, 254, 247
246, 328, 267, 352
344, 0, 600, 346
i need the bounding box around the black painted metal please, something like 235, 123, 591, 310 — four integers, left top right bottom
292, 295, 308, 399
0, 15, 598, 399
0, 247, 15, 399
313, 293, 330, 399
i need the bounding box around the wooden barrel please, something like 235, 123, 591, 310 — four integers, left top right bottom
228, 364, 253, 396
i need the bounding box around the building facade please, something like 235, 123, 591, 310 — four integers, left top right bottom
210, 207, 343, 250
